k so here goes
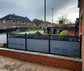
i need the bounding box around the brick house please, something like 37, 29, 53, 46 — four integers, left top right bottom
78, 0, 84, 70
0, 14, 31, 30
30, 22, 38, 28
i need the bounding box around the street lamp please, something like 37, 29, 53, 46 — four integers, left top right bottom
51, 8, 53, 24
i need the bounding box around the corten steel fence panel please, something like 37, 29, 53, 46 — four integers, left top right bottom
8, 33, 25, 50
50, 35, 81, 58
27, 34, 49, 53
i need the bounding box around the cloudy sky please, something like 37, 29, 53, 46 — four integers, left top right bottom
0, 0, 79, 23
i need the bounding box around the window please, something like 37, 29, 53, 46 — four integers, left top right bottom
27, 22, 30, 24
12, 26, 16, 28
22, 21, 25, 24
3, 20, 6, 23
12, 20, 16, 23
3, 26, 6, 29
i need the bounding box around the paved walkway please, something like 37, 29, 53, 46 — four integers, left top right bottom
0, 56, 71, 71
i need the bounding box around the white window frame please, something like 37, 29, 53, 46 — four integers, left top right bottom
3, 20, 6, 23
27, 22, 30, 24
12, 26, 16, 28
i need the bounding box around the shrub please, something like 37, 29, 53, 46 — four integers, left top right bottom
59, 30, 69, 36
2, 43, 7, 48
35, 31, 41, 35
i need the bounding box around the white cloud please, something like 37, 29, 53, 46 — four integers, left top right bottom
0, 0, 79, 23
52, 1, 79, 23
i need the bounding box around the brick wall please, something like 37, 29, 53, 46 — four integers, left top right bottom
0, 49, 82, 71
79, 0, 84, 70
69, 31, 78, 36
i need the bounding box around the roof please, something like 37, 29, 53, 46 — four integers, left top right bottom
0, 14, 31, 22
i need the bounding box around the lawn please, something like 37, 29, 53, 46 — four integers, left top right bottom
12, 29, 43, 34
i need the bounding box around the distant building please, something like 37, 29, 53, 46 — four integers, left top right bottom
32, 19, 44, 28
0, 14, 31, 29
30, 22, 38, 28
32, 18, 52, 28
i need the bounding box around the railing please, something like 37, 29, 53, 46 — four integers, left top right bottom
7, 33, 81, 58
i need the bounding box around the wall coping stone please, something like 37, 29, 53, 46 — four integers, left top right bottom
0, 48, 82, 62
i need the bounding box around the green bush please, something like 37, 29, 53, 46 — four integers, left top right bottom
35, 31, 41, 35
59, 30, 69, 36
2, 43, 7, 48
28, 33, 35, 35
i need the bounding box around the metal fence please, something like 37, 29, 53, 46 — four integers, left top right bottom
7, 33, 81, 58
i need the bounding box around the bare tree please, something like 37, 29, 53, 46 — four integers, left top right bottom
58, 15, 68, 24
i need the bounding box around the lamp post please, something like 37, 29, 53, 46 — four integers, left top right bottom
51, 8, 53, 24
44, 0, 46, 33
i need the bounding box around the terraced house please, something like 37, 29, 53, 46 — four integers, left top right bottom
0, 14, 31, 30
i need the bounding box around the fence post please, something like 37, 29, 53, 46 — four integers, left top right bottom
25, 33, 27, 51
7, 33, 8, 48
49, 34, 50, 54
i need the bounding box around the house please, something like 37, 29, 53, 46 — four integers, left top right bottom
78, 0, 84, 70
30, 22, 38, 28
0, 14, 31, 30
32, 18, 52, 28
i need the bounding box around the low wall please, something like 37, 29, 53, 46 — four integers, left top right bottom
69, 31, 79, 36
0, 48, 82, 71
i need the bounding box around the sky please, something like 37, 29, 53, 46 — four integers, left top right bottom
0, 0, 79, 23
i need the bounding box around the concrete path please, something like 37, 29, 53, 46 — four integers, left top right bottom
0, 56, 71, 71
